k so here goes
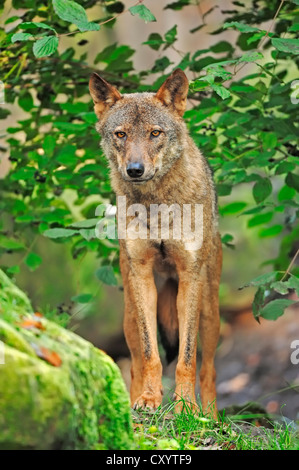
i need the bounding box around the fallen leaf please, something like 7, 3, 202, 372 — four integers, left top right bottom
133, 423, 143, 431
222, 441, 236, 450
266, 400, 279, 414
31, 343, 62, 367
218, 373, 249, 394
34, 312, 43, 317
19, 318, 45, 330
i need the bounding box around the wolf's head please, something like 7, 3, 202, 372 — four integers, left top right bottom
89, 69, 189, 185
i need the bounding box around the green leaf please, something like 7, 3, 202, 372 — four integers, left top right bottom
20, 22, 56, 32
286, 275, 299, 296
24, 252, 42, 271
252, 178, 272, 204
5, 16, 20, 24
247, 31, 266, 45
18, 91, 34, 111
275, 162, 295, 175
69, 218, 99, 229
164, 0, 190, 10
164, 25, 177, 45
223, 22, 260, 33
241, 205, 266, 216
143, 33, 164, 50
271, 38, 299, 55
79, 228, 96, 241
210, 41, 234, 53
52, 0, 100, 31
33, 36, 59, 58
221, 233, 235, 249
262, 132, 277, 150
54, 121, 89, 132
129, 4, 156, 23
211, 84, 231, 100
230, 84, 255, 93
10, 167, 36, 181
260, 299, 295, 321
60, 102, 89, 113
11, 32, 34, 43
220, 201, 247, 215
216, 183, 232, 196
238, 51, 263, 62
221, 234, 234, 244
6, 265, 20, 274
259, 224, 283, 238
0, 237, 25, 251
204, 63, 233, 80
95, 265, 118, 286
289, 23, 299, 32
43, 228, 79, 239
71, 293, 93, 303
189, 79, 210, 92
75, 21, 100, 32
270, 281, 290, 295
240, 271, 279, 289
252, 286, 266, 322
286, 172, 299, 191
247, 211, 273, 228
15, 214, 34, 223
56, 146, 77, 165
43, 134, 56, 157
94, 43, 117, 64
278, 185, 295, 201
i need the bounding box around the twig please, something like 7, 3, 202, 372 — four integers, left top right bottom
258, 0, 285, 50
234, 0, 286, 76
280, 249, 299, 282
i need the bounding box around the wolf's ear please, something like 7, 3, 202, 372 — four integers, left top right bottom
89, 73, 122, 118
155, 69, 189, 117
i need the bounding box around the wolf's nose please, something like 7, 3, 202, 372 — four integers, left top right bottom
126, 162, 145, 178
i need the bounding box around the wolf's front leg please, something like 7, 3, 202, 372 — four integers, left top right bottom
174, 270, 203, 411
120, 248, 163, 411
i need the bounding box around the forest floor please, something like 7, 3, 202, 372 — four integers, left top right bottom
80, 295, 299, 449
114, 302, 299, 450
127, 304, 299, 450
117, 303, 299, 423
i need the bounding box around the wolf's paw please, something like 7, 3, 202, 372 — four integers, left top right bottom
133, 391, 162, 411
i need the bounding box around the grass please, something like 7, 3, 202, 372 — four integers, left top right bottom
132, 397, 299, 450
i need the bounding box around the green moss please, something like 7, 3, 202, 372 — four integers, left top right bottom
0, 320, 35, 357
0, 269, 133, 450
93, 350, 133, 450
0, 345, 75, 450
0, 269, 33, 315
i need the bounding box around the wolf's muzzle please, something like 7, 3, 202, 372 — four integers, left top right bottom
126, 162, 145, 179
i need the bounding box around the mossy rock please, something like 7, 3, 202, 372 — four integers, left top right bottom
0, 269, 133, 450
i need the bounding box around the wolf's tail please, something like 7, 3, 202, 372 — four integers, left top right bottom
157, 278, 179, 364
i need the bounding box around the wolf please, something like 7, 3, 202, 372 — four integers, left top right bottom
89, 69, 222, 417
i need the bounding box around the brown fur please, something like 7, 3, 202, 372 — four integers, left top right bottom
89, 69, 222, 418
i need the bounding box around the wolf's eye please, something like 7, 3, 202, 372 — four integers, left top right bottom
115, 131, 126, 139
151, 130, 161, 137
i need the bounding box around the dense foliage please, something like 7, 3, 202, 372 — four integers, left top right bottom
0, 0, 298, 321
